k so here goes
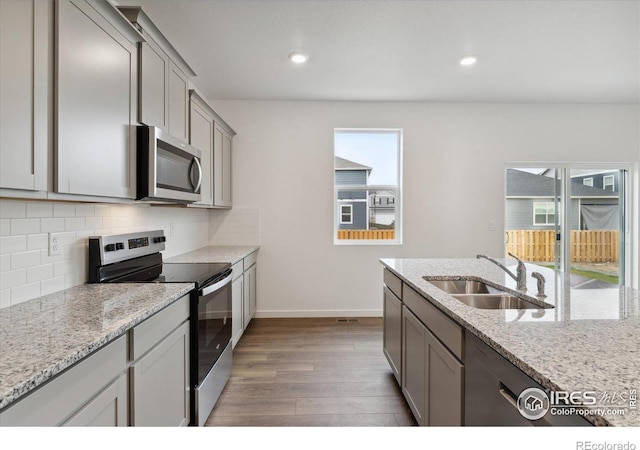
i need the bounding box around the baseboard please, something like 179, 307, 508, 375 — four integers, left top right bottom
254, 309, 383, 318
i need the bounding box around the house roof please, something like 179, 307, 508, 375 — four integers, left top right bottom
506, 169, 616, 197
335, 156, 372, 172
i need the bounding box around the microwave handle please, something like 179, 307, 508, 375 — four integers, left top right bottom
190, 157, 202, 193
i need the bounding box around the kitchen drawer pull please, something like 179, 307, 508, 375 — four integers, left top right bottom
499, 382, 519, 410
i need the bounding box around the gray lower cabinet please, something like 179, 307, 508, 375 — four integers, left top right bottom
231, 261, 244, 348
401, 305, 463, 426
0, 0, 51, 192
129, 295, 190, 426
231, 251, 258, 348
56, 0, 142, 198
243, 256, 257, 329
0, 335, 128, 426
383, 286, 402, 384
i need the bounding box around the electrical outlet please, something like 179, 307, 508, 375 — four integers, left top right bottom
48, 233, 62, 256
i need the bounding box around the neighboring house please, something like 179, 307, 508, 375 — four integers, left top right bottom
369, 189, 396, 226
335, 156, 371, 230
506, 169, 619, 231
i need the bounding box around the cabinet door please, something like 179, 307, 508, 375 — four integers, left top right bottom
168, 60, 188, 142
213, 124, 232, 208
130, 321, 190, 426
0, 0, 50, 191
62, 374, 128, 426
401, 306, 426, 426
139, 37, 168, 129
383, 286, 402, 384
56, 0, 138, 198
189, 100, 214, 206
231, 274, 244, 348
425, 329, 463, 426
243, 263, 256, 328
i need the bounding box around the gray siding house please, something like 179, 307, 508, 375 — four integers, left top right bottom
506, 169, 620, 231
335, 157, 371, 230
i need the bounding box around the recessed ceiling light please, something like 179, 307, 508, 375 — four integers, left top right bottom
288, 52, 308, 64
459, 56, 477, 66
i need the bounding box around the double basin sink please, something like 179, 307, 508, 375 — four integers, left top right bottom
424, 279, 554, 310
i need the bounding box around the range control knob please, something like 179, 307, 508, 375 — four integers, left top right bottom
105, 244, 116, 252
153, 236, 166, 244
115, 242, 125, 250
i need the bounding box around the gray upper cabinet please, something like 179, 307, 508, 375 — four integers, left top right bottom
0, 0, 51, 192
189, 91, 214, 206
214, 122, 234, 208
56, 0, 142, 198
118, 6, 195, 143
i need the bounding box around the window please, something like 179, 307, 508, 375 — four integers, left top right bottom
583, 177, 593, 187
603, 175, 615, 191
533, 202, 555, 226
339, 205, 353, 224
334, 129, 402, 244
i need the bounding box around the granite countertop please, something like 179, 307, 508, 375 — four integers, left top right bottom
166, 245, 259, 264
0, 282, 193, 411
380, 258, 640, 427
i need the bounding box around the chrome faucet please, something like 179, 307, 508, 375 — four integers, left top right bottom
476, 252, 527, 292
531, 272, 546, 298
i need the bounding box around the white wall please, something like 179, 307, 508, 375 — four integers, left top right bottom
0, 200, 210, 308
210, 100, 640, 317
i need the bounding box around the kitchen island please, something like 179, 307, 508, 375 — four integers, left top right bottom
381, 258, 640, 427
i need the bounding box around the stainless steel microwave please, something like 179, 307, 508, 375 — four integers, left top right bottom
136, 126, 202, 203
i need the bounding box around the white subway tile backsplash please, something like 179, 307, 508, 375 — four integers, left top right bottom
27, 203, 53, 218
27, 233, 48, 251
65, 217, 86, 231
41, 276, 65, 296
41, 218, 65, 232
40, 248, 65, 265
54, 260, 74, 277
11, 250, 41, 270
11, 218, 40, 236
94, 205, 111, 216
0, 235, 27, 255
75, 204, 95, 217
53, 203, 76, 217
1, 254, 10, 272
0, 289, 10, 309
1, 268, 26, 289
0, 219, 10, 236
11, 282, 40, 304
0, 201, 26, 219
65, 271, 85, 289
27, 264, 54, 283
85, 216, 103, 230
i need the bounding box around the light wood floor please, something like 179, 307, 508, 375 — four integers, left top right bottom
205, 317, 416, 426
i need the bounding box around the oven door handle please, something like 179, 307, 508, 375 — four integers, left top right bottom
200, 274, 232, 297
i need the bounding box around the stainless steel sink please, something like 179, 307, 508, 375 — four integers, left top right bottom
451, 294, 553, 310
426, 279, 500, 294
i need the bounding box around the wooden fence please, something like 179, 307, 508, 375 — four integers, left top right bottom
337, 229, 395, 240
506, 230, 619, 263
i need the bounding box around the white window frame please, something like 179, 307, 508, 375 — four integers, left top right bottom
583, 177, 593, 187
334, 128, 403, 245
603, 175, 615, 191
532, 201, 556, 226
339, 204, 353, 225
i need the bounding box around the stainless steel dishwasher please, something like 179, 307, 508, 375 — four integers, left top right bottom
465, 331, 591, 426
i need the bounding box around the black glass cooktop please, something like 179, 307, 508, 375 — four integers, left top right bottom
113, 262, 231, 288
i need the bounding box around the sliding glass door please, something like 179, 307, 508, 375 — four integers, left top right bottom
505, 166, 627, 286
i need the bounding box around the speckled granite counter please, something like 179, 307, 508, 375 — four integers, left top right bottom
380, 258, 640, 427
166, 245, 259, 264
0, 282, 193, 411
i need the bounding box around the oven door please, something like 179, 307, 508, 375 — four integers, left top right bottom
137, 125, 202, 203
192, 272, 232, 425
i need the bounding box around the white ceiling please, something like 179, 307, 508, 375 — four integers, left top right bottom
118, 0, 640, 103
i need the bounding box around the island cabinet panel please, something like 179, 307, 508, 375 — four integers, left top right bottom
0, 335, 127, 426
56, 0, 139, 198
0, 0, 51, 192
425, 327, 463, 426
402, 305, 427, 426
383, 285, 402, 384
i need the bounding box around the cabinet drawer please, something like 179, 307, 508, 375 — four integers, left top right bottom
231, 260, 243, 281
130, 295, 189, 361
244, 251, 257, 269
383, 269, 402, 299
0, 335, 127, 426
403, 285, 463, 360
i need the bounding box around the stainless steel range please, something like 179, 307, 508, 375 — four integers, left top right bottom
88, 230, 232, 426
